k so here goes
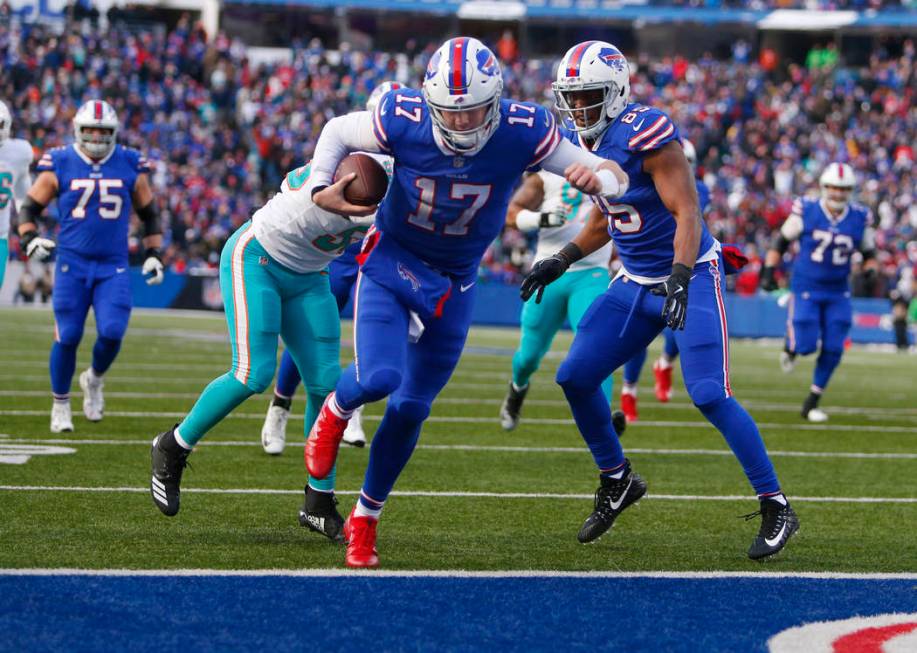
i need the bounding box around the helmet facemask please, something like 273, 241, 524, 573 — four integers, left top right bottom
553, 81, 618, 141
76, 126, 117, 159
821, 184, 853, 213
424, 93, 502, 155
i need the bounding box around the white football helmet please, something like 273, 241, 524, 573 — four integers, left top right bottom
819, 162, 855, 212
682, 138, 697, 169
367, 80, 404, 113
0, 100, 11, 146
73, 100, 119, 159
553, 41, 630, 140
422, 37, 503, 155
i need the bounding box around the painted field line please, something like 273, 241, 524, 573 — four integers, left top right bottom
2, 568, 916, 580
1, 409, 913, 433
5, 437, 917, 461
2, 485, 915, 504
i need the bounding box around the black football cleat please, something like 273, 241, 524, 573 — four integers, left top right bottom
150, 426, 191, 517
298, 486, 345, 543
499, 381, 529, 431
612, 410, 628, 438
578, 460, 647, 544
746, 497, 799, 560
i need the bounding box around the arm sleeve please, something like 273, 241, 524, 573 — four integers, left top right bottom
540, 138, 607, 176
310, 111, 382, 188
780, 213, 804, 241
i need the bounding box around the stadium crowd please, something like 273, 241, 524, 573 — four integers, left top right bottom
0, 15, 913, 299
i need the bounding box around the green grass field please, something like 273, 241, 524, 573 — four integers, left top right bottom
1, 306, 915, 572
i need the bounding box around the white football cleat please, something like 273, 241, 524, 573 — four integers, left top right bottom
806, 408, 828, 423
342, 405, 366, 448
50, 402, 74, 433
79, 369, 104, 422
261, 403, 289, 455
779, 351, 796, 373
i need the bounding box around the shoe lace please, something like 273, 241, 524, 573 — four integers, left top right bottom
741, 503, 783, 539
593, 481, 624, 517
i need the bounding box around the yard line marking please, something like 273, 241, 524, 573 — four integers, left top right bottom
1, 485, 915, 503
5, 438, 917, 460
1, 410, 914, 433
1, 569, 916, 579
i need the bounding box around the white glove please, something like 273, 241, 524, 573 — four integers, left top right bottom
142, 253, 165, 286
23, 233, 56, 261
516, 209, 566, 232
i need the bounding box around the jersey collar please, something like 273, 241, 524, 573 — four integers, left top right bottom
73, 143, 115, 166
819, 198, 849, 225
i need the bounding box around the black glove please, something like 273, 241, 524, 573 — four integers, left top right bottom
651, 263, 691, 330
520, 243, 583, 304
759, 265, 778, 292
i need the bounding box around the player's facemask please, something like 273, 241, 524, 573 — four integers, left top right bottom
426, 96, 501, 155
77, 127, 117, 159
553, 84, 617, 140
821, 185, 853, 212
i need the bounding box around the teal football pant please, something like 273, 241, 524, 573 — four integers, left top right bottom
178, 222, 342, 490
0, 238, 7, 291
512, 267, 613, 401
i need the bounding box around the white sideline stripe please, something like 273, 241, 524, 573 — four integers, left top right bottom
6, 438, 917, 460
1, 485, 915, 503
1, 568, 916, 580
1, 410, 913, 433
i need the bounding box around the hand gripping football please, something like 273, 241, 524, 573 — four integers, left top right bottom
333, 153, 389, 207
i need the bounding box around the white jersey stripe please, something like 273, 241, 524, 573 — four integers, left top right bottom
640, 124, 676, 151
628, 116, 667, 148
710, 259, 732, 397
231, 227, 256, 385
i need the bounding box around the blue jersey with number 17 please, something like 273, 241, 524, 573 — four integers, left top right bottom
565, 103, 716, 280
790, 197, 870, 293
36, 144, 149, 265
371, 88, 561, 278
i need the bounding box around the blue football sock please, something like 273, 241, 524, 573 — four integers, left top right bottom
275, 350, 301, 398
623, 348, 647, 386
697, 397, 779, 496
813, 349, 843, 392
50, 341, 79, 398
361, 403, 423, 504
561, 384, 625, 472
90, 336, 121, 375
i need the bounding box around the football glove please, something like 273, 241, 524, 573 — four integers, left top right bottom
520, 243, 582, 304
20, 230, 56, 262
142, 248, 165, 286
651, 263, 691, 330
515, 209, 566, 232
759, 266, 778, 292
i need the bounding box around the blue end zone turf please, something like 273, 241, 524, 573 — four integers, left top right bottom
2, 575, 915, 652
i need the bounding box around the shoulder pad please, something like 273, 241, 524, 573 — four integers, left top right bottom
623, 106, 677, 153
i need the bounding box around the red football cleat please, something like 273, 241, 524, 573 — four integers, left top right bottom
344, 508, 379, 569
620, 391, 638, 423
653, 359, 673, 403
304, 393, 349, 480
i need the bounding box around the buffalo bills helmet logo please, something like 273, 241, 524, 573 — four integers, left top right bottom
476, 49, 499, 77
425, 51, 442, 81
598, 48, 626, 72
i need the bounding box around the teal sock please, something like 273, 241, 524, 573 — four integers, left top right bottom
178, 373, 254, 446
305, 390, 336, 492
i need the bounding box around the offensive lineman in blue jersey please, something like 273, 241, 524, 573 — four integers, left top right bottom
17, 100, 164, 433
760, 162, 876, 423
304, 37, 630, 568
260, 81, 404, 455
619, 138, 709, 420
521, 41, 797, 559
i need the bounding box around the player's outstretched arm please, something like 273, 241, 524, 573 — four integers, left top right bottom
310, 111, 382, 217
540, 139, 628, 198
133, 173, 165, 286
507, 173, 555, 231
644, 141, 701, 329
18, 171, 59, 261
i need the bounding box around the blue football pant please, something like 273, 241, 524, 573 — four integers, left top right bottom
274, 257, 358, 398
335, 272, 476, 508
785, 291, 851, 392
50, 265, 132, 398
557, 260, 780, 496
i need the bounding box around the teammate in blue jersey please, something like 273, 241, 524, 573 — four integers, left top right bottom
760, 162, 876, 423
304, 36, 629, 568
17, 100, 164, 433
619, 139, 709, 420
260, 81, 403, 454
521, 41, 797, 560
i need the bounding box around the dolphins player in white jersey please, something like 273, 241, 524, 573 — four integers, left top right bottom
149, 153, 380, 544
0, 100, 34, 290
500, 169, 626, 436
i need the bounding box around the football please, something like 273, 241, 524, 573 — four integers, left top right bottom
333, 153, 389, 207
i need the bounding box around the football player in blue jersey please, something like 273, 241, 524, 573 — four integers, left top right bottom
619, 139, 709, 420
260, 81, 403, 455
760, 162, 876, 423
521, 41, 797, 560
304, 37, 629, 568
17, 100, 164, 433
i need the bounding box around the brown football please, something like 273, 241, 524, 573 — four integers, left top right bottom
333, 153, 389, 207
